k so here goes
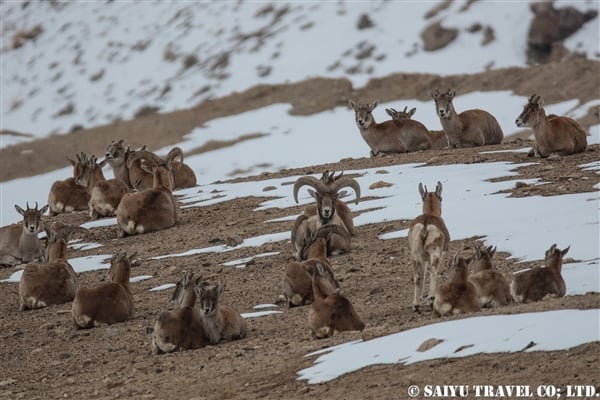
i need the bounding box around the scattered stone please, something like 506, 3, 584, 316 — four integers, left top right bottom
421, 21, 459, 51
357, 13, 374, 30
0, 378, 16, 387
454, 344, 474, 353
262, 185, 277, 192
418, 338, 444, 352
515, 181, 530, 189
40, 322, 55, 330
369, 181, 393, 190
226, 235, 243, 247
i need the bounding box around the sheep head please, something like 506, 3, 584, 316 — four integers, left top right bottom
293, 172, 361, 216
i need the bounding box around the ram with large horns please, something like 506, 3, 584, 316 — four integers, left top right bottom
291, 171, 360, 260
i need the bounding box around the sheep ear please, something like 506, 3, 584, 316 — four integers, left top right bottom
15, 205, 26, 216
431, 90, 439, 99
141, 164, 153, 174
418, 183, 427, 200
435, 181, 443, 198
39, 204, 49, 215
307, 189, 318, 200
385, 108, 394, 117
68, 156, 77, 166
449, 89, 456, 98
337, 190, 348, 199
474, 245, 482, 259
561, 246, 570, 256
315, 262, 326, 276
452, 253, 460, 266
489, 246, 497, 257
408, 107, 416, 117
216, 283, 225, 297
537, 98, 544, 107
98, 158, 109, 167
348, 99, 357, 110
371, 100, 378, 110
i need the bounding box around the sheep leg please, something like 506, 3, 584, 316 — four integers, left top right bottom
412, 260, 426, 313
427, 252, 441, 309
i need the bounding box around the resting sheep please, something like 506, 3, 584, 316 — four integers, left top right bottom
0, 202, 48, 267
467, 245, 512, 308
152, 271, 207, 354
433, 253, 481, 317
196, 281, 247, 344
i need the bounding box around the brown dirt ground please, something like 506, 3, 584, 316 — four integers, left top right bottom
1, 59, 599, 400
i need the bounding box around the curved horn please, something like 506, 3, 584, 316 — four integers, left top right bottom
127, 150, 165, 168
528, 93, 537, 103
166, 147, 184, 164
293, 176, 326, 203
332, 176, 361, 204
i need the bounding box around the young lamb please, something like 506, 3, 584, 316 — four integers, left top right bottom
292, 172, 360, 259
431, 89, 503, 147
467, 244, 512, 308
71, 252, 136, 328
307, 263, 365, 339
196, 281, 247, 344
152, 271, 207, 354
349, 99, 432, 156
18, 225, 84, 311
75, 153, 130, 220
282, 224, 345, 308
0, 202, 48, 267
407, 182, 451, 312
515, 94, 587, 157
115, 151, 177, 237
385, 106, 449, 149
47, 154, 90, 216
433, 253, 481, 317
510, 243, 569, 303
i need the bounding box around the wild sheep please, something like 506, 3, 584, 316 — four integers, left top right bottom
510, 243, 569, 303
72, 252, 136, 328
166, 147, 197, 188
515, 94, 587, 157
307, 263, 365, 339
115, 151, 177, 237
349, 99, 432, 156
107, 141, 196, 190
18, 224, 85, 311
386, 106, 449, 149
467, 244, 512, 308
105, 139, 139, 188
282, 224, 345, 308
407, 182, 451, 312
75, 153, 130, 220
152, 271, 207, 354
196, 281, 247, 344
0, 202, 48, 267
292, 172, 360, 259
431, 89, 503, 147
433, 253, 481, 317
47, 154, 90, 216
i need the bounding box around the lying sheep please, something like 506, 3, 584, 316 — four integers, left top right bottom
47, 154, 90, 216
468, 244, 512, 308
115, 151, 177, 237
433, 253, 481, 317
152, 271, 207, 354
18, 224, 85, 311
0, 202, 48, 267
282, 224, 345, 308
72, 252, 136, 328
196, 281, 247, 344
511, 243, 569, 303
307, 263, 365, 339
292, 172, 360, 259
385, 106, 449, 149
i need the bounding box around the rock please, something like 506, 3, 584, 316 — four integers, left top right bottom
421, 21, 459, 51
226, 235, 243, 247
369, 181, 393, 190
417, 338, 444, 352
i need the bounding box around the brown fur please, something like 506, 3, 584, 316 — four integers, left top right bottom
433, 254, 481, 317
47, 155, 90, 216
407, 182, 450, 312
72, 252, 136, 328
105, 140, 137, 188
75, 153, 130, 220
516, 94, 587, 157
468, 244, 511, 308
115, 160, 177, 237
291, 172, 360, 259
307, 264, 364, 339
431, 89, 503, 147
19, 228, 78, 311
197, 282, 247, 344
349, 100, 431, 156
386, 105, 449, 149
0, 203, 48, 266
510, 244, 569, 303
152, 271, 207, 354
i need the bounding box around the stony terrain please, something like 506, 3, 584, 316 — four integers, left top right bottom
0, 59, 599, 399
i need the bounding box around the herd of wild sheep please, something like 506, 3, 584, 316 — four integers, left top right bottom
0, 90, 587, 353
